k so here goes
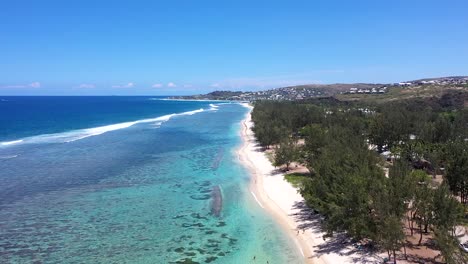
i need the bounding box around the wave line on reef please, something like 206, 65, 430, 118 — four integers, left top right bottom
0, 107, 214, 147
250, 191, 264, 208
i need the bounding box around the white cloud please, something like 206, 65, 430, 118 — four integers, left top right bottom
1, 82, 41, 89
76, 83, 95, 89
167, 82, 177, 87
183, 84, 193, 88
152, 83, 163, 88
210, 83, 221, 88
29, 82, 41, 88
112, 82, 134, 88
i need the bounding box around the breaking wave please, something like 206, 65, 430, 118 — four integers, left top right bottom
0, 107, 213, 147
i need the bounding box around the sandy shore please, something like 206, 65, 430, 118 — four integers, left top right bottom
238, 105, 382, 264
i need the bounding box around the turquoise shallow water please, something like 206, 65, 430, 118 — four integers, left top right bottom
0, 99, 302, 264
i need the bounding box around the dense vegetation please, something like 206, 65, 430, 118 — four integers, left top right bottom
251, 91, 468, 263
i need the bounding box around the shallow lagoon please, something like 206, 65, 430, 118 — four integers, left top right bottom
0, 99, 302, 263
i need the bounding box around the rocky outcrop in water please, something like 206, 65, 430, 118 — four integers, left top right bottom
210, 186, 222, 217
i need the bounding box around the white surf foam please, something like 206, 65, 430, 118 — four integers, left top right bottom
1, 140, 23, 146
0, 154, 18, 159
239, 102, 252, 109
180, 108, 204, 115
0, 107, 211, 147
209, 104, 220, 111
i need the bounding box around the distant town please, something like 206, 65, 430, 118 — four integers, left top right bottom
169, 76, 468, 101
396, 76, 468, 86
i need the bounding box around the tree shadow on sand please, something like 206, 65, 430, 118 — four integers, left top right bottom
291, 200, 384, 264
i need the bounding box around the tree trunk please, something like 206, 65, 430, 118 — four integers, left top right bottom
418, 223, 423, 245
403, 243, 407, 259
407, 212, 413, 236
393, 249, 397, 264
410, 213, 414, 236
461, 190, 464, 205
411, 212, 417, 234
462, 187, 467, 204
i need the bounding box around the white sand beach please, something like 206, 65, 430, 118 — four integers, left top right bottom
238, 105, 383, 264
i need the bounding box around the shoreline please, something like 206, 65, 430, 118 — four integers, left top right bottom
237, 105, 318, 264
237, 105, 381, 264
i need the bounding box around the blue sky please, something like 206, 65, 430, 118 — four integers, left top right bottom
1, 0, 467, 95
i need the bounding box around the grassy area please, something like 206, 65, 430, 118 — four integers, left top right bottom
284, 172, 310, 189
336, 85, 468, 104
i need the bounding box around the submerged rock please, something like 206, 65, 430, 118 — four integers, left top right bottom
210, 186, 222, 217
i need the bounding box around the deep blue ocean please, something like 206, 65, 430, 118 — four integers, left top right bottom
0, 97, 302, 263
